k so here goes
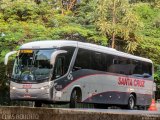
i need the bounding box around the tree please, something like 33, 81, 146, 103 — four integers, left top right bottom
95, 0, 143, 53
134, 3, 160, 63
54, 0, 79, 15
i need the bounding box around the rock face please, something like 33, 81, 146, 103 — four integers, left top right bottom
0, 107, 160, 120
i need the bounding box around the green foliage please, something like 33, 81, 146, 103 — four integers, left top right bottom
154, 70, 160, 83
1, 0, 37, 22
137, 37, 160, 63
95, 0, 143, 53
134, 3, 160, 66
134, 3, 160, 38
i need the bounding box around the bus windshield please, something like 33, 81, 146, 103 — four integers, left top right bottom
12, 49, 56, 83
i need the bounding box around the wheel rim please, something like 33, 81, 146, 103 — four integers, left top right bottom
70, 90, 77, 108
70, 89, 82, 108
73, 91, 77, 103
129, 97, 134, 109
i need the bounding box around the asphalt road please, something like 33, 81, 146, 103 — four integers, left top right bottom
59, 103, 160, 115
70, 108, 160, 115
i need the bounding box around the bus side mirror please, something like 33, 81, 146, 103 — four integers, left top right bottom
50, 50, 67, 65
4, 51, 17, 77
4, 51, 17, 65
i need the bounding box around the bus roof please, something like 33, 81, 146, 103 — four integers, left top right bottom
20, 40, 152, 63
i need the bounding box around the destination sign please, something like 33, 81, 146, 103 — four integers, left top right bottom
20, 50, 33, 53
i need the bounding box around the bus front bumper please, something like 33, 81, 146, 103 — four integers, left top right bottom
10, 87, 51, 101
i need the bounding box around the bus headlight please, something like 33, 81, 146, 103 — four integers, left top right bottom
40, 87, 45, 90
11, 86, 16, 90
40, 85, 49, 90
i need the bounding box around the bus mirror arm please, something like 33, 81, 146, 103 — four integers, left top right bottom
50, 50, 67, 65
4, 51, 17, 65
4, 51, 17, 78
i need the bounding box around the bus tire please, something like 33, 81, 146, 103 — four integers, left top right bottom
34, 101, 42, 107
128, 94, 135, 110
69, 89, 81, 108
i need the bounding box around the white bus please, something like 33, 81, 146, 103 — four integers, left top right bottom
5, 40, 154, 109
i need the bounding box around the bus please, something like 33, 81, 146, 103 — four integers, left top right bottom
4, 40, 154, 109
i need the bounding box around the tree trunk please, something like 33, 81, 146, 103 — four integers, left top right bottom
111, 0, 116, 48
68, 0, 76, 11
111, 32, 115, 48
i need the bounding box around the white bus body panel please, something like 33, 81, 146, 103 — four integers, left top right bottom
62, 73, 153, 104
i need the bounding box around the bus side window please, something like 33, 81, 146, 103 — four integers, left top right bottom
133, 60, 142, 75
132, 60, 151, 78
91, 52, 106, 71
60, 46, 75, 72
73, 49, 91, 71
141, 62, 152, 77
53, 56, 65, 79
106, 54, 114, 73
107, 57, 135, 75
52, 47, 75, 79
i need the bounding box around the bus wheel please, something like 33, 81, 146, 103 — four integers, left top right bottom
69, 89, 81, 108
34, 101, 42, 107
128, 94, 135, 110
